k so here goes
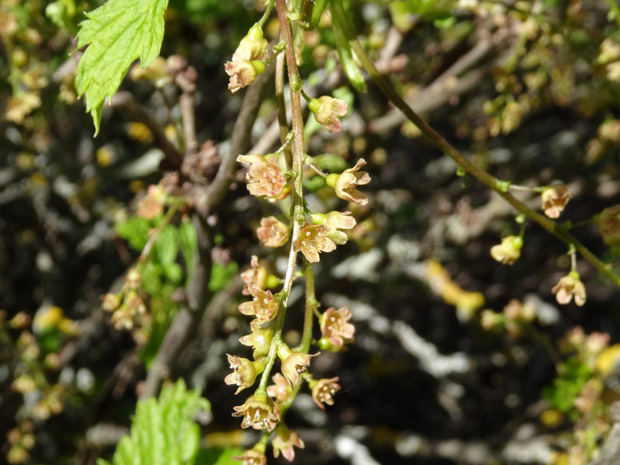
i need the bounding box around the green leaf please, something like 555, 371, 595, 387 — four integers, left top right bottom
75, 0, 169, 135
209, 262, 238, 293
116, 215, 150, 251
105, 380, 209, 465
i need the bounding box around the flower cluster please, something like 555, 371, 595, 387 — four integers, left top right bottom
227, 22, 370, 462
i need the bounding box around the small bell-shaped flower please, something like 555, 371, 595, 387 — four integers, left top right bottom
237, 154, 289, 200
541, 184, 571, 219
326, 159, 371, 205
281, 351, 318, 385
233, 448, 267, 465
239, 323, 274, 359
319, 307, 355, 351
490, 235, 523, 265
232, 391, 280, 431
311, 211, 356, 245
225, 25, 269, 93
272, 425, 305, 462
224, 354, 265, 394
310, 377, 341, 410
267, 373, 292, 403
240, 256, 269, 295
552, 271, 586, 306
308, 96, 348, 133
256, 216, 289, 247
294, 224, 336, 263
225, 60, 265, 93
238, 284, 279, 324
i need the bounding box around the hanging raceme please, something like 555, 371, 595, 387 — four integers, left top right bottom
223, 0, 367, 460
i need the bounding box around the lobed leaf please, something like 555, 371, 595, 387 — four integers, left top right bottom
75, 0, 169, 135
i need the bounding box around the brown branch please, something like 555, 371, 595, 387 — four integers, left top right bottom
198, 64, 275, 215
141, 62, 275, 399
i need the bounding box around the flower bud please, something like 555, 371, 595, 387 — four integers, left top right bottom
233, 25, 269, 62
490, 235, 523, 265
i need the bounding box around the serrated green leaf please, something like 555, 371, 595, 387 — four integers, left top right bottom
104, 380, 209, 465
75, 0, 169, 135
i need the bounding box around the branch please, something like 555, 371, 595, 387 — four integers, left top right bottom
198, 64, 275, 214
337, 12, 620, 288
141, 60, 275, 399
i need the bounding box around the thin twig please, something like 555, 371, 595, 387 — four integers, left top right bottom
344, 23, 620, 287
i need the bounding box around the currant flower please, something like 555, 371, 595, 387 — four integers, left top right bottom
308, 96, 348, 133
281, 351, 318, 385
310, 377, 341, 410
552, 271, 586, 306
267, 373, 292, 403
224, 354, 266, 394
541, 184, 571, 219
238, 284, 279, 324
225, 60, 266, 93
240, 256, 268, 295
225, 25, 269, 93
324, 211, 356, 245
256, 216, 289, 247
294, 224, 336, 263
239, 323, 274, 359
233, 448, 267, 465
237, 154, 290, 200
326, 159, 371, 206
319, 307, 355, 351
273, 425, 305, 462
490, 235, 523, 265
232, 392, 280, 431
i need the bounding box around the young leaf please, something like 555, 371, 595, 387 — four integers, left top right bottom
75, 0, 169, 135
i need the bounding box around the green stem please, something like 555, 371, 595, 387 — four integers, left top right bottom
298, 264, 316, 353
275, 53, 293, 169
343, 24, 620, 288
256, 0, 309, 395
